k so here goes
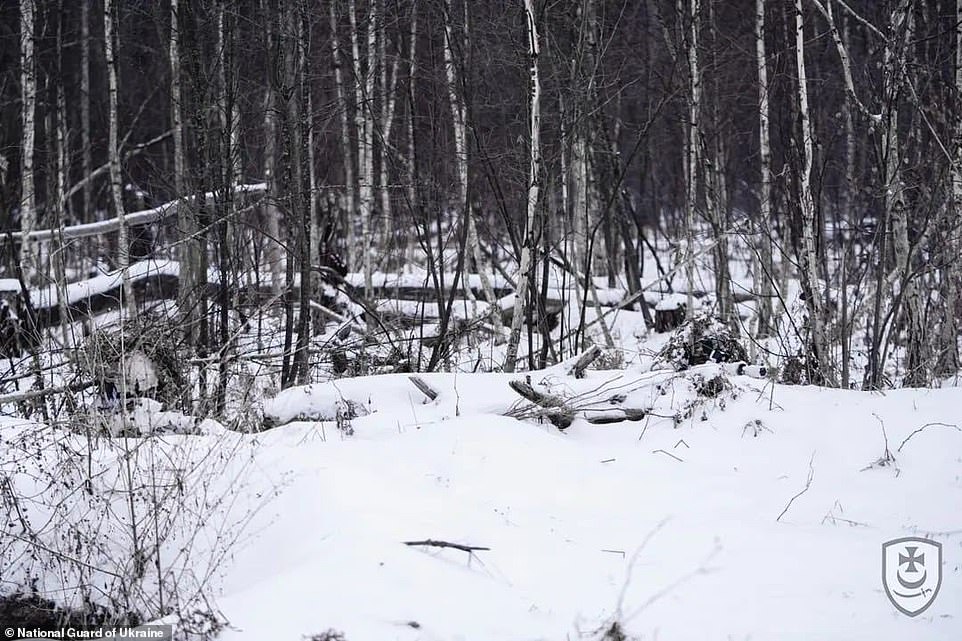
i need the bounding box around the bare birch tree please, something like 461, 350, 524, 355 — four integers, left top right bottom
684, 0, 700, 319
754, 0, 774, 339
19, 0, 37, 285
442, 0, 499, 318
349, 0, 375, 297
504, 0, 541, 373
104, 0, 137, 319
793, 0, 832, 383
379, 0, 399, 253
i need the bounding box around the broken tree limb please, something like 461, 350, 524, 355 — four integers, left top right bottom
0, 379, 95, 405
566, 345, 602, 378
508, 379, 574, 429
403, 539, 490, 553
408, 376, 439, 401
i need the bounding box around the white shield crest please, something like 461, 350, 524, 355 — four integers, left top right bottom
882, 537, 942, 617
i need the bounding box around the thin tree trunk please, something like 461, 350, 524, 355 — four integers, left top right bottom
54, 9, 72, 348
81, 1, 92, 226
215, 1, 236, 412
406, 1, 418, 268
703, 0, 733, 330
19, 0, 37, 285
571, 0, 603, 284
330, 2, 357, 269
379, 0, 399, 257
349, 0, 375, 297
839, 12, 855, 387
504, 0, 541, 373
442, 0, 499, 321
685, 0, 700, 319
264, 5, 285, 297
939, 0, 962, 377
885, 3, 925, 386
104, 0, 136, 320
171, 0, 199, 348
294, 9, 312, 385
754, 0, 774, 339
794, 0, 831, 384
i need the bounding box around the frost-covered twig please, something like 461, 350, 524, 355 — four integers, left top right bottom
777, 452, 816, 522
896, 422, 961, 453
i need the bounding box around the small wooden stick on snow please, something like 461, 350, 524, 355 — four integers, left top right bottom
404, 539, 490, 553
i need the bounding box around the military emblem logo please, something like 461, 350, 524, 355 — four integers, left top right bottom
882, 537, 942, 617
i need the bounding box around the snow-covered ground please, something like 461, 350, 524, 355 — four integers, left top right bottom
122, 369, 962, 640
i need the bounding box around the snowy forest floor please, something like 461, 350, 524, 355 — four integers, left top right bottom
2, 364, 960, 640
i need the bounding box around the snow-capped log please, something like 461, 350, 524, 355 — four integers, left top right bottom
4, 182, 266, 243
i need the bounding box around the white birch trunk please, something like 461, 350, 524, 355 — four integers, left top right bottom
379, 0, 399, 253
349, 0, 374, 296
572, 0, 604, 279
685, 0, 700, 319
405, 2, 419, 269
884, 2, 924, 384
441, 0, 499, 319
504, 0, 541, 373
54, 46, 72, 346
105, 0, 137, 319
794, 0, 831, 382
754, 0, 774, 338
19, 0, 37, 285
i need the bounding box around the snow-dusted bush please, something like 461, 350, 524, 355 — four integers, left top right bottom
0, 417, 264, 634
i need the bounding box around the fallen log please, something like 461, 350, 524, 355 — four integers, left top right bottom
409, 376, 439, 401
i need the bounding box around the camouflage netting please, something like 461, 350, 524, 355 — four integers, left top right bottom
656, 311, 748, 370
77, 314, 188, 408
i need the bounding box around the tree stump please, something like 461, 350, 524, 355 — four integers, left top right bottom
654, 300, 686, 333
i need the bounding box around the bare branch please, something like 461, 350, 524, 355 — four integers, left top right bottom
777, 452, 816, 522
